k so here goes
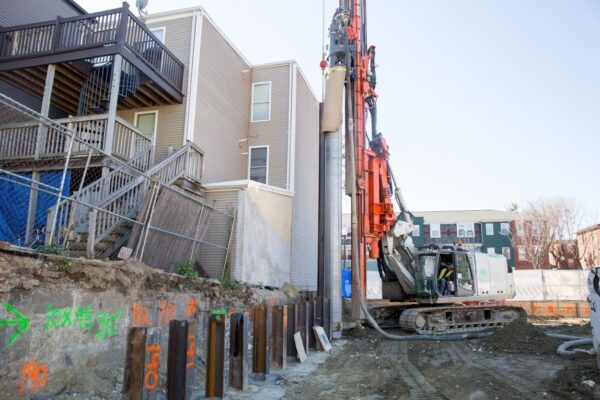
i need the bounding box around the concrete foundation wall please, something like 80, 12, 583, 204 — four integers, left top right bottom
234, 185, 292, 287
0, 250, 285, 399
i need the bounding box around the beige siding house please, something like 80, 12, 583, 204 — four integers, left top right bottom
0, 3, 319, 291
136, 8, 320, 289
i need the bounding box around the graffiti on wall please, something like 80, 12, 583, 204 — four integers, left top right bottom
2, 296, 207, 397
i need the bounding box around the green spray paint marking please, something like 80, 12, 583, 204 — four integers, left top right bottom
0, 303, 29, 346
96, 309, 122, 340
45, 305, 122, 340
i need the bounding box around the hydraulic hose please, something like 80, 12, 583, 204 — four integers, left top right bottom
545, 332, 588, 341
345, 81, 491, 342
556, 338, 595, 356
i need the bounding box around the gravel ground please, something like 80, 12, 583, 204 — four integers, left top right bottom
284, 319, 597, 400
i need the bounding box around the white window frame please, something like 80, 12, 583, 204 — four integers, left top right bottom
429, 224, 441, 238
248, 145, 269, 184
500, 222, 510, 236
134, 110, 158, 146
485, 223, 494, 236
412, 225, 420, 237
518, 246, 527, 261
502, 247, 511, 260
517, 222, 524, 236
457, 223, 474, 238
149, 27, 166, 43
487, 247, 496, 255
251, 82, 272, 122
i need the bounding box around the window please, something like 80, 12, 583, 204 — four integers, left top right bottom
457, 223, 474, 238
150, 27, 165, 43
249, 146, 268, 184
502, 247, 511, 260
487, 247, 496, 255
517, 222, 524, 236
518, 246, 527, 261
135, 111, 157, 141
500, 223, 510, 236
251, 82, 271, 122
532, 223, 540, 236
456, 253, 473, 292
412, 225, 420, 237
485, 223, 494, 236
429, 224, 441, 238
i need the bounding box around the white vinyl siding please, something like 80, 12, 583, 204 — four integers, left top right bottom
248, 65, 290, 190
290, 69, 319, 291
251, 82, 271, 122
194, 16, 251, 183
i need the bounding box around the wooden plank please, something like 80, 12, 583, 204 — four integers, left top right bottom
286, 303, 297, 362
293, 332, 307, 363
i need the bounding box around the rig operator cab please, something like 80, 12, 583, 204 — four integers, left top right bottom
411, 246, 516, 304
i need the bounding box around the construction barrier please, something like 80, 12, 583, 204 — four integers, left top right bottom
508, 300, 590, 318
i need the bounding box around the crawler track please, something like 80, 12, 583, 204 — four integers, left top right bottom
399, 305, 527, 334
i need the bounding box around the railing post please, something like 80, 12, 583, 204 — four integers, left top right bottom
104, 54, 123, 156
117, 2, 130, 49
86, 208, 97, 258
51, 16, 62, 51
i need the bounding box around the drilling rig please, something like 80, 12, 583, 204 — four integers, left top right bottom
322, 0, 525, 335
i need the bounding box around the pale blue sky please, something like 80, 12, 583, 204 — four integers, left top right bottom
79, 0, 600, 221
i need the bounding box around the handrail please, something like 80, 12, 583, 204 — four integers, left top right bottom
0, 7, 123, 33
125, 11, 184, 70
47, 145, 153, 246
0, 115, 152, 161
91, 144, 196, 248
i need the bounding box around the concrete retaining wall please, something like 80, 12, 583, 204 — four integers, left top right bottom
0, 249, 286, 399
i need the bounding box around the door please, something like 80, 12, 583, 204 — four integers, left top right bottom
455, 252, 475, 296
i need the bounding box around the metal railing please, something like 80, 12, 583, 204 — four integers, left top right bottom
0, 94, 229, 276
89, 143, 203, 253
0, 114, 152, 161
0, 3, 184, 92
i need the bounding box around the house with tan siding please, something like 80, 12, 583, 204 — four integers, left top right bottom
0, 2, 320, 291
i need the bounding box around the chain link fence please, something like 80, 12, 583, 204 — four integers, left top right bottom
0, 93, 234, 278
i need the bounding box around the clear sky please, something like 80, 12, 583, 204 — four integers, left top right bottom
79, 0, 600, 221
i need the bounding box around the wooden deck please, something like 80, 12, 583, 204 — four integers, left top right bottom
0, 3, 184, 108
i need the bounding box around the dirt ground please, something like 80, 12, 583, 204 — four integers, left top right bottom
284, 318, 598, 400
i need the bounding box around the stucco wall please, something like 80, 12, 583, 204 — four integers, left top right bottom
234, 185, 292, 287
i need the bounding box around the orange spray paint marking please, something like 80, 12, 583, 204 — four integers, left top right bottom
19, 360, 48, 396
158, 300, 175, 327
186, 334, 196, 369
144, 345, 161, 390
185, 298, 199, 318
131, 303, 151, 327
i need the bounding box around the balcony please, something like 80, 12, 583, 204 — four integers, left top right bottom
0, 114, 153, 167
0, 2, 184, 106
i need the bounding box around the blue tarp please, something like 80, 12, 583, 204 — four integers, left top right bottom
0, 171, 71, 245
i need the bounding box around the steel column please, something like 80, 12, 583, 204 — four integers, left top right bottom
206, 312, 226, 398
271, 305, 287, 370
252, 304, 271, 380
229, 312, 248, 391
166, 320, 197, 400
